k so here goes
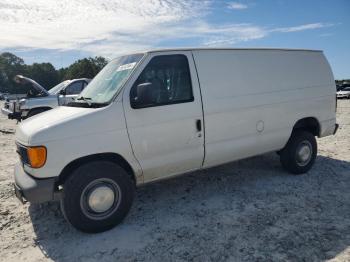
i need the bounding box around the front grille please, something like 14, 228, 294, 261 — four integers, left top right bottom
16, 143, 29, 165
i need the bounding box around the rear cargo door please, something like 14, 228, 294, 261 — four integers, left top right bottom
123, 51, 204, 182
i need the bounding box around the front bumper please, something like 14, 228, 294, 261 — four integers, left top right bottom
337, 94, 349, 98
1, 107, 22, 120
14, 162, 58, 204
333, 123, 339, 135
1, 107, 12, 116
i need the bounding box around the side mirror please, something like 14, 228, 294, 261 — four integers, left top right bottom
132, 82, 154, 108
59, 89, 66, 96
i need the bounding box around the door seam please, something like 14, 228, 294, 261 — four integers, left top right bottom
191, 52, 206, 168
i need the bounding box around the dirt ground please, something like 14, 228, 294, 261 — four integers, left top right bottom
0, 100, 349, 262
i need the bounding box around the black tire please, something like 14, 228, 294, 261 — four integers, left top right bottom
26, 108, 50, 118
60, 161, 134, 233
280, 130, 317, 175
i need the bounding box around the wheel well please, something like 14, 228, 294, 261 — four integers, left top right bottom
57, 153, 136, 186
30, 106, 52, 111
27, 107, 52, 115
293, 117, 320, 137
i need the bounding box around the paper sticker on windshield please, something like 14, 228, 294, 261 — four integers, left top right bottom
116, 62, 136, 72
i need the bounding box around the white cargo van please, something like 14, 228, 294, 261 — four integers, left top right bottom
13, 48, 338, 232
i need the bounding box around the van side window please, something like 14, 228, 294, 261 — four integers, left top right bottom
130, 55, 194, 108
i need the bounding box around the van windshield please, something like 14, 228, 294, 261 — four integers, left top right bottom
73, 53, 144, 106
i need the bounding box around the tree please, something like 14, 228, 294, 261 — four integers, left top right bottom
0, 52, 26, 93
90, 56, 108, 73
57, 67, 68, 82
63, 56, 108, 80
25, 63, 59, 90
64, 58, 96, 80
1, 52, 24, 66
0, 52, 108, 94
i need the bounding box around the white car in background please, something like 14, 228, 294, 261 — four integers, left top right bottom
336, 86, 350, 99
1, 76, 90, 120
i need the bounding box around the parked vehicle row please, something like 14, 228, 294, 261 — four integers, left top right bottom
12, 48, 338, 233
1, 76, 90, 121
336, 85, 350, 99
0, 92, 10, 100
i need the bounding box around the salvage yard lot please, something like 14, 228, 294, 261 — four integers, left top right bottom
0, 100, 349, 262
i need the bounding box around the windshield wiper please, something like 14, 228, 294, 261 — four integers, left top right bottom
67, 97, 109, 108
76, 96, 92, 106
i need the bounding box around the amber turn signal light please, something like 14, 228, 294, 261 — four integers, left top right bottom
27, 146, 47, 168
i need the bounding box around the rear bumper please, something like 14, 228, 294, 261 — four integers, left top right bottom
319, 119, 339, 138
14, 162, 58, 204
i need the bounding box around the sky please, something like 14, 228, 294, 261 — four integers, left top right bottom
0, 0, 349, 79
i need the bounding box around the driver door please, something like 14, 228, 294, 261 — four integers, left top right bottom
123, 52, 204, 182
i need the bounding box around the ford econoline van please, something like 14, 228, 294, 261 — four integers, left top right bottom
13, 48, 338, 232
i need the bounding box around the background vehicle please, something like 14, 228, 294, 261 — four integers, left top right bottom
0, 92, 10, 100
336, 84, 343, 91
1, 76, 90, 120
337, 85, 350, 99
13, 48, 337, 233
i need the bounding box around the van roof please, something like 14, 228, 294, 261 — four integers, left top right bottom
145, 47, 322, 53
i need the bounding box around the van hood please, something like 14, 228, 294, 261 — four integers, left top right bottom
16, 106, 97, 144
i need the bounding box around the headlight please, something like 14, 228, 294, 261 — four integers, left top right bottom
27, 146, 47, 168
19, 99, 26, 108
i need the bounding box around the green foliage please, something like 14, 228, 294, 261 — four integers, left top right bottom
0, 52, 27, 93
25, 63, 59, 89
91, 56, 109, 72
336, 79, 350, 85
64, 58, 94, 80
63, 57, 108, 80
0, 52, 108, 94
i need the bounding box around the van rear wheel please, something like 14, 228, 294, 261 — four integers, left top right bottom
280, 130, 317, 174
60, 161, 134, 233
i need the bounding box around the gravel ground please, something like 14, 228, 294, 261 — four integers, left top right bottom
0, 100, 349, 262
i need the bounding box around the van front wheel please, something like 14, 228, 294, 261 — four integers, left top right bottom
280, 130, 317, 174
60, 161, 134, 233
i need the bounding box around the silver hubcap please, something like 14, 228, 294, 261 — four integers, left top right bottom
296, 141, 312, 166
80, 178, 121, 220
88, 186, 115, 213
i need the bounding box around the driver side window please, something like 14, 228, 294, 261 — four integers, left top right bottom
65, 81, 83, 95
130, 55, 194, 109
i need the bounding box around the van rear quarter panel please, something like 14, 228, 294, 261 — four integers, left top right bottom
192, 49, 335, 168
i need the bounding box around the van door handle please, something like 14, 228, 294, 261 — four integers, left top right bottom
196, 119, 202, 132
